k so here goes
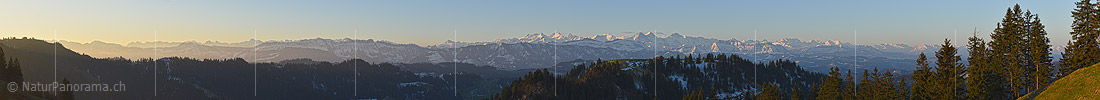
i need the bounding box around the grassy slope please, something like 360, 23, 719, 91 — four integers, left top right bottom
1020, 63, 1100, 100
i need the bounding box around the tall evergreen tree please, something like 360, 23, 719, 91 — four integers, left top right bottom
0, 47, 10, 82
873, 68, 901, 100
0, 46, 8, 72
965, 32, 1008, 100
843, 69, 855, 100
989, 4, 1039, 98
1061, 0, 1100, 80
933, 39, 963, 100
7, 58, 20, 83
815, 67, 843, 100
910, 53, 934, 100
897, 76, 909, 100
857, 70, 873, 100
1023, 10, 1053, 93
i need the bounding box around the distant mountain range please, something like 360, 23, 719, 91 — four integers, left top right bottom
57, 32, 1065, 72
0, 37, 825, 99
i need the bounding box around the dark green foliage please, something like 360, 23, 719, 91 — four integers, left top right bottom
1061, 0, 1100, 83
966, 32, 1009, 100
986, 4, 1055, 98
492, 69, 557, 99
755, 83, 780, 100
856, 70, 872, 100
910, 53, 934, 100
814, 67, 905, 100
872, 68, 903, 100
933, 39, 964, 100
491, 53, 825, 100
990, 5, 1029, 98
815, 67, 843, 100
682, 87, 718, 100
1025, 9, 1054, 91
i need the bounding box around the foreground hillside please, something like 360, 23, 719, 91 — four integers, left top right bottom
1020, 63, 1100, 100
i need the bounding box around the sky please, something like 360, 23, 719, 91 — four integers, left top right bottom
0, 0, 1080, 46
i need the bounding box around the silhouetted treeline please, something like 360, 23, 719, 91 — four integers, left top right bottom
491, 53, 826, 100
806, 2, 1097, 100
0, 41, 76, 100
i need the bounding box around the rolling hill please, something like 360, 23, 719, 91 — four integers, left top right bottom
1019, 63, 1100, 100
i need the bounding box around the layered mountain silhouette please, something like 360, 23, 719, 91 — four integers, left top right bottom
58, 32, 1001, 73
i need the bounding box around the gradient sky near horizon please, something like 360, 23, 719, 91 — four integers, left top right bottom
0, 0, 1079, 46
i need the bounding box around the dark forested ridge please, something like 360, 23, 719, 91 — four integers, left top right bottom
0, 38, 522, 100
0, 38, 76, 100
491, 54, 828, 100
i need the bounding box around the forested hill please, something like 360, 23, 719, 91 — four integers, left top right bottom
0, 38, 515, 100
491, 54, 826, 100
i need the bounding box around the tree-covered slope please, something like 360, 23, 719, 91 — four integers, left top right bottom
491, 54, 826, 100
1020, 63, 1100, 100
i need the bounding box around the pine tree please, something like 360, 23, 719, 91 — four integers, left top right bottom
756, 83, 780, 100
683, 88, 714, 100
990, 4, 1030, 98
843, 69, 856, 100
857, 70, 873, 100
0, 47, 10, 83
897, 76, 909, 100
0, 46, 7, 72
910, 53, 934, 100
815, 67, 843, 100
8, 58, 20, 83
1023, 10, 1053, 94
791, 87, 801, 100
874, 68, 901, 100
965, 32, 1008, 100
1061, 0, 1100, 80
933, 39, 963, 100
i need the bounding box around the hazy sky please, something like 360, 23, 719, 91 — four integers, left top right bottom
0, 0, 1078, 46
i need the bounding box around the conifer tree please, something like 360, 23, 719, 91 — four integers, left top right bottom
897, 76, 909, 100
965, 32, 1008, 100
8, 58, 20, 83
910, 53, 933, 100
933, 39, 963, 100
857, 70, 873, 100
756, 83, 780, 100
1023, 10, 1053, 93
815, 67, 842, 100
1061, 0, 1100, 80
874, 68, 901, 100
989, 4, 1031, 98
843, 69, 855, 100
0, 47, 7, 72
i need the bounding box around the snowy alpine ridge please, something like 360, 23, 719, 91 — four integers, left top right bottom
62, 32, 954, 72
